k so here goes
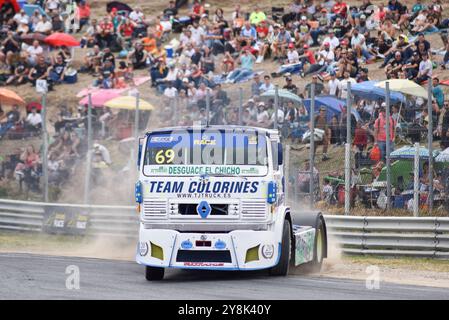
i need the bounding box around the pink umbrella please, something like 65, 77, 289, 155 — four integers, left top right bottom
45, 32, 80, 47
79, 89, 125, 107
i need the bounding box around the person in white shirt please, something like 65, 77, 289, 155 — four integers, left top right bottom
350, 27, 374, 62
35, 16, 53, 34
317, 42, 334, 66
286, 43, 299, 64
25, 40, 44, 66
190, 21, 205, 46
416, 51, 432, 84
163, 82, 178, 98
338, 71, 356, 99
129, 7, 145, 23
327, 72, 340, 96
270, 107, 285, 126
25, 107, 42, 133
163, 63, 179, 82
259, 75, 275, 93
93, 143, 112, 165
256, 102, 270, 127
46, 0, 60, 12
13, 10, 29, 25
322, 29, 339, 50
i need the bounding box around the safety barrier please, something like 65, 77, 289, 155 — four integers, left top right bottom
325, 215, 449, 259
0, 199, 448, 259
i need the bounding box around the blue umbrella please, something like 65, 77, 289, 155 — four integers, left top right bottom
303, 95, 361, 122
390, 145, 440, 160
23, 4, 49, 18
351, 81, 405, 103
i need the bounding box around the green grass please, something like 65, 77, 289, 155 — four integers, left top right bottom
342, 255, 449, 273
0, 231, 91, 251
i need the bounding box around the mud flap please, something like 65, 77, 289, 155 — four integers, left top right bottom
292, 225, 315, 266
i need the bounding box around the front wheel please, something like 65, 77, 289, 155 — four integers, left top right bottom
303, 218, 326, 273
269, 219, 291, 276
145, 266, 164, 281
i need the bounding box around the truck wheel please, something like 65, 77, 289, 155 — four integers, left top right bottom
304, 218, 326, 273
145, 266, 164, 281
269, 219, 291, 276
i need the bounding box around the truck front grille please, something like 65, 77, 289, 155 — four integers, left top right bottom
178, 203, 228, 216
143, 200, 167, 219
241, 200, 267, 220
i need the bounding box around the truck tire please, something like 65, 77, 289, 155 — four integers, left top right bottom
145, 266, 164, 281
269, 219, 291, 276
303, 218, 326, 273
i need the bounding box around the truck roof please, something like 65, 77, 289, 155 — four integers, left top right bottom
145, 125, 279, 137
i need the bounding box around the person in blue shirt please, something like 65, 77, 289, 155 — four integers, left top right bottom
239, 21, 257, 48
225, 49, 256, 84
432, 77, 445, 109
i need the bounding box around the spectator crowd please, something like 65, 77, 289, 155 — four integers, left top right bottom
0, 0, 448, 207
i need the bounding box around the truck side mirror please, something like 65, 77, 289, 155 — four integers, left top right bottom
137, 137, 144, 167
278, 142, 283, 166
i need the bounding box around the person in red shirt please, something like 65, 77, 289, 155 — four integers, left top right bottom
256, 21, 269, 38
353, 122, 368, 151
98, 17, 114, 48
332, 0, 348, 19
374, 103, 396, 161
190, 0, 205, 22
76, 0, 91, 31
301, 44, 316, 64
118, 18, 136, 49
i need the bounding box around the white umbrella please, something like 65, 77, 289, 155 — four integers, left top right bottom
435, 148, 449, 162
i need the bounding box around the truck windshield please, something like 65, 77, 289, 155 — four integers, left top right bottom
143, 130, 269, 176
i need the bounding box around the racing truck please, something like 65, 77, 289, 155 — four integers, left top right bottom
135, 125, 327, 280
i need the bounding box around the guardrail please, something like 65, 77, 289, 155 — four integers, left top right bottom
325, 215, 449, 259
0, 199, 448, 259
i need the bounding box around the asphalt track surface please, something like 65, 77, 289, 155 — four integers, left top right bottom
1, 253, 449, 299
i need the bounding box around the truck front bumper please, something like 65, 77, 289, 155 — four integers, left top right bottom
136, 224, 280, 271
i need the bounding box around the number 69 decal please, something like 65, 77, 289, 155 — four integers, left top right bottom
155, 149, 175, 164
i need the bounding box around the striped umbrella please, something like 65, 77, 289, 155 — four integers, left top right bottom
390, 145, 439, 160
260, 89, 303, 104
435, 148, 449, 163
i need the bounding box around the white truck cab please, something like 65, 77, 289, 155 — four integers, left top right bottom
135, 125, 327, 280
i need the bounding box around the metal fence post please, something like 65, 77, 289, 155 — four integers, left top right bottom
309, 82, 315, 209
427, 81, 433, 213
238, 87, 243, 126
41, 93, 48, 202
386, 82, 392, 211
285, 144, 290, 206
346, 82, 352, 145
414, 142, 420, 217
274, 85, 279, 130
133, 92, 140, 166
344, 143, 351, 215
174, 95, 179, 126
345, 82, 352, 215
134, 92, 140, 142
206, 90, 210, 126
83, 94, 93, 205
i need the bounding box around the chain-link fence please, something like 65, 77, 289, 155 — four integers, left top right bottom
283, 82, 449, 217
1, 79, 448, 216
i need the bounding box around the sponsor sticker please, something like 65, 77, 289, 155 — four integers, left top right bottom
150, 136, 174, 143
